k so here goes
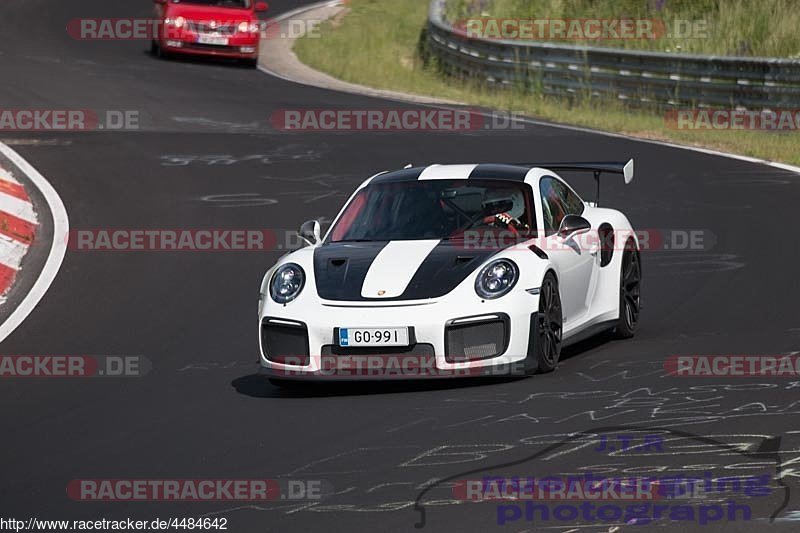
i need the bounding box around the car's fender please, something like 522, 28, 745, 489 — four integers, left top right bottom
581, 206, 639, 321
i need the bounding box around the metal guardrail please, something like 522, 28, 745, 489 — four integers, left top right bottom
426, 0, 800, 109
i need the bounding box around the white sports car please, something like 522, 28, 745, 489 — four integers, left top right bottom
258, 161, 641, 382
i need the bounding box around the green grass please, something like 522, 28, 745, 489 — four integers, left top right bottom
294, 0, 800, 166
447, 0, 800, 57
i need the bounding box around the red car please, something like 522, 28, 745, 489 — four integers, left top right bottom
152, 0, 268, 67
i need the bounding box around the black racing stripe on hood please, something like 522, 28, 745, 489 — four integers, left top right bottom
398, 240, 498, 299
313, 241, 389, 301
314, 238, 528, 301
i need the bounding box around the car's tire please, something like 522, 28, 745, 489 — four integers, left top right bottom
612, 239, 641, 339
243, 58, 258, 69
530, 272, 563, 374
151, 40, 161, 57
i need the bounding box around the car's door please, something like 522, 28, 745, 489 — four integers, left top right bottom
538, 176, 598, 324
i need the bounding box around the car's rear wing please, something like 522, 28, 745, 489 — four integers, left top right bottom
525, 159, 634, 206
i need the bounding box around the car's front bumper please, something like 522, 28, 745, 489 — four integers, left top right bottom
158, 34, 260, 59
258, 292, 540, 380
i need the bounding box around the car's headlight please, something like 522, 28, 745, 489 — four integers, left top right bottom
238, 21, 260, 33
165, 16, 186, 28
475, 259, 518, 299
270, 263, 305, 304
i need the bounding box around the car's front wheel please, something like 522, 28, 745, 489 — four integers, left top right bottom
612, 239, 641, 338
531, 272, 563, 373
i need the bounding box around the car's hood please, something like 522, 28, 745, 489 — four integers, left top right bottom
313, 240, 499, 301
166, 4, 254, 22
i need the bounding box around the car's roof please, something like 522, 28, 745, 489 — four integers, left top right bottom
370, 164, 535, 184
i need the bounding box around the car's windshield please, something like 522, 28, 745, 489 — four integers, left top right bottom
329, 179, 534, 242
177, 0, 251, 8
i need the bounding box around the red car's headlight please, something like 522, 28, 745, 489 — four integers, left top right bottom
164, 16, 186, 28
238, 21, 260, 33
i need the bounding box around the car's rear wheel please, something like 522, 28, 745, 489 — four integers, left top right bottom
151, 40, 161, 57
612, 240, 641, 338
532, 272, 563, 373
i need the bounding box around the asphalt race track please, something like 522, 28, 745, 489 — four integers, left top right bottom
2, 1, 800, 531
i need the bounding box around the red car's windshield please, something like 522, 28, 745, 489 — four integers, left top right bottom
329, 179, 534, 242
175, 0, 252, 8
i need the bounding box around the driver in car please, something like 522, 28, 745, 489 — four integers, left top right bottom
482, 189, 530, 235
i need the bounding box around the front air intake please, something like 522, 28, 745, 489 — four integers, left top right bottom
445, 314, 509, 363
261, 318, 310, 366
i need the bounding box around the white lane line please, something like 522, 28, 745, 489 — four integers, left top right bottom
0, 142, 69, 344
0, 191, 38, 224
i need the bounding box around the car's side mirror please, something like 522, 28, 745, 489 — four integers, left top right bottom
255, 2, 269, 12
298, 219, 321, 246
558, 214, 591, 241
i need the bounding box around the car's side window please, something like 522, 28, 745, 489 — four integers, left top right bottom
539, 177, 568, 236
540, 176, 585, 235
560, 182, 585, 216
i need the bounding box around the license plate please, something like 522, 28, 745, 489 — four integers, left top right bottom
197, 33, 229, 46
338, 327, 410, 347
